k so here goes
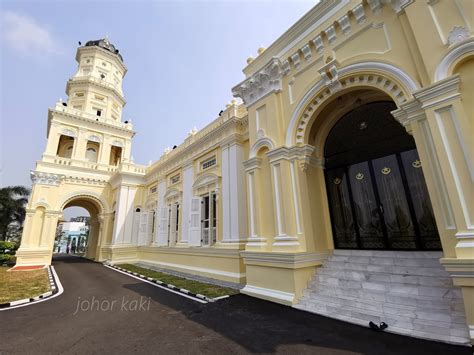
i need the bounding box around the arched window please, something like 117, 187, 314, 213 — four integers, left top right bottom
86, 141, 100, 163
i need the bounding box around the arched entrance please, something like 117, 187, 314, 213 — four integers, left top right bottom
322, 97, 440, 250
60, 195, 105, 260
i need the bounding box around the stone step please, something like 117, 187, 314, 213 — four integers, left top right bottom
300, 292, 466, 325
311, 275, 463, 300
295, 250, 470, 345
328, 255, 443, 268
314, 273, 458, 294
297, 296, 469, 338
317, 267, 453, 287
322, 260, 450, 277
332, 250, 443, 259
294, 303, 471, 345
305, 286, 465, 313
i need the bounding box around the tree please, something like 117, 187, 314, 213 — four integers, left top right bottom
0, 186, 30, 241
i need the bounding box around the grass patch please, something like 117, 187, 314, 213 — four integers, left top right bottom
117, 264, 239, 299
0, 267, 50, 303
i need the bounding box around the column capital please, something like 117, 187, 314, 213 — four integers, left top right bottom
243, 157, 262, 171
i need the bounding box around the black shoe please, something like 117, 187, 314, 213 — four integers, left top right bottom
379, 322, 388, 331
369, 321, 380, 331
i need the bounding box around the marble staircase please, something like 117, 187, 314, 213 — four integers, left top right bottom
294, 250, 470, 345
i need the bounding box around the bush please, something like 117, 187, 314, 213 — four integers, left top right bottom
0, 254, 16, 265
0, 241, 18, 255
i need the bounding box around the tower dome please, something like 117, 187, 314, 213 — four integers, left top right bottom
84, 37, 123, 62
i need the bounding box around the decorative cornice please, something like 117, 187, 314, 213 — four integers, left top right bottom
145, 117, 247, 183
49, 108, 134, 136
30, 171, 64, 186
414, 75, 461, 109
249, 136, 276, 159
243, 157, 262, 171
440, 257, 474, 280
66, 77, 126, 106
435, 38, 474, 81
447, 26, 470, 47
391, 75, 461, 126
285, 61, 420, 146
232, 58, 283, 106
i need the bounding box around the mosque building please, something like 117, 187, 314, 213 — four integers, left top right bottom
15, 0, 474, 345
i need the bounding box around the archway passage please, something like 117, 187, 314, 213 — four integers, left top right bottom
60, 197, 103, 260
323, 101, 441, 250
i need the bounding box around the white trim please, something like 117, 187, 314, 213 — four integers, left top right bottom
249, 137, 275, 158
59, 190, 110, 213
104, 265, 208, 304
290, 160, 302, 235
192, 172, 219, 189
137, 260, 245, 282
435, 38, 474, 81
275, 0, 350, 59
419, 119, 456, 230
285, 61, 420, 146
241, 285, 294, 305
271, 163, 285, 237
247, 172, 257, 238
0, 266, 64, 312
434, 106, 474, 229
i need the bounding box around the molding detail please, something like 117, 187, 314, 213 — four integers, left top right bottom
192, 172, 219, 189
285, 61, 420, 146
291, 52, 302, 69
352, 3, 366, 24
325, 25, 337, 44
337, 14, 351, 35
88, 134, 102, 143
447, 26, 470, 46
249, 136, 276, 158
312, 35, 324, 54
61, 128, 76, 138
30, 171, 64, 186
435, 38, 474, 81
164, 188, 182, 200
111, 139, 124, 147
301, 44, 312, 61
232, 58, 283, 106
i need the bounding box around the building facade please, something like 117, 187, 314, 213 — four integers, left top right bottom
15, 0, 473, 345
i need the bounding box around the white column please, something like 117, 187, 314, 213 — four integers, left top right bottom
180, 162, 194, 244
152, 179, 167, 246
221, 141, 247, 243
112, 185, 137, 244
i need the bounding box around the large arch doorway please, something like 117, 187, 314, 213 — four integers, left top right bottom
59, 196, 104, 260
321, 97, 441, 250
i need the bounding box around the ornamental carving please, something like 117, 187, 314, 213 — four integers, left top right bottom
30, 171, 65, 186
447, 26, 470, 46
232, 58, 283, 106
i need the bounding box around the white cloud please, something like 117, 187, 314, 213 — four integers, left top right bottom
1, 11, 60, 56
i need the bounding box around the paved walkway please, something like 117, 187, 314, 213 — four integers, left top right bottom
0, 255, 470, 354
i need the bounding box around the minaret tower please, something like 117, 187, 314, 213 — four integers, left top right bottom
15, 38, 142, 267
42, 38, 134, 166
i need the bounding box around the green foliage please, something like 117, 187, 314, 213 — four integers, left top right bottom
0, 186, 30, 241
118, 264, 238, 298
0, 254, 15, 265
0, 241, 18, 254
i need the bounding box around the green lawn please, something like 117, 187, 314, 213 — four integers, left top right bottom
0, 267, 50, 303
117, 264, 239, 299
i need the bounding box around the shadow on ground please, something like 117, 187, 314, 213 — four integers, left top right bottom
119, 271, 471, 354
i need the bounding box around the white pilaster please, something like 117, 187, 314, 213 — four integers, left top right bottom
221, 142, 248, 243
112, 185, 137, 244
153, 179, 168, 246
180, 163, 194, 245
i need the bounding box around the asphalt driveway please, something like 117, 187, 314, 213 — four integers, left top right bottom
0, 255, 470, 354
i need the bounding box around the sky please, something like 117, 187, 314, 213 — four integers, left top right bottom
0, 0, 316, 218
